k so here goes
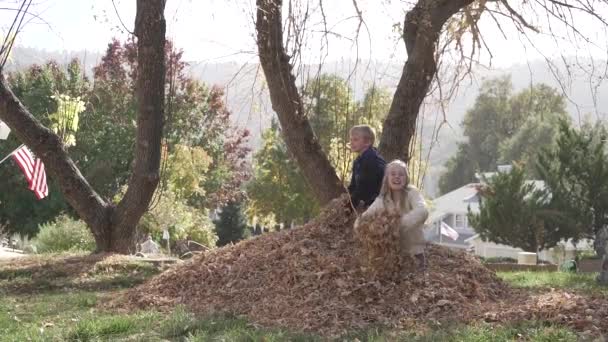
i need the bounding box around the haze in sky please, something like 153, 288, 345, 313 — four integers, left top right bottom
3, 0, 608, 69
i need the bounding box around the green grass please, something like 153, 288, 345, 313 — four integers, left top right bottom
498, 271, 608, 294
393, 322, 577, 342
0, 289, 582, 342
0, 256, 597, 341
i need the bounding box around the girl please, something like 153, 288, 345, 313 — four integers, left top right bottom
355, 160, 429, 270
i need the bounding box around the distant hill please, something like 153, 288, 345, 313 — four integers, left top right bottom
8, 46, 103, 77
8, 47, 608, 196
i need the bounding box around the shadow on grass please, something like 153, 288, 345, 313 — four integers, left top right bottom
0, 253, 167, 296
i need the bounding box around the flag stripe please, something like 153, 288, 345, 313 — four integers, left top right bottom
32, 159, 48, 199
440, 221, 459, 241
29, 158, 40, 190
11, 146, 48, 200
12, 150, 34, 179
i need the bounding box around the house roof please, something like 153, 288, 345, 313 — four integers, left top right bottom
428, 178, 549, 224
428, 184, 480, 222
477, 172, 546, 192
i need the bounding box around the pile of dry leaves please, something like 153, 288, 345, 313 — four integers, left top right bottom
484, 290, 608, 336
117, 195, 509, 334
354, 210, 403, 278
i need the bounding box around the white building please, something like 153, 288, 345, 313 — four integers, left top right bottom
425, 168, 594, 264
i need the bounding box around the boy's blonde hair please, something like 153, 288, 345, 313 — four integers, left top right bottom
349, 125, 376, 146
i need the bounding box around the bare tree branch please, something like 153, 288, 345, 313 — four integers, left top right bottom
256, 0, 345, 205
0, 0, 32, 69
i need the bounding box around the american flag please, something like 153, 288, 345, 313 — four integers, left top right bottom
440, 221, 459, 241
12, 146, 48, 200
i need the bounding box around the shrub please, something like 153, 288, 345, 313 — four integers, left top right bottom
576, 250, 600, 260
138, 191, 218, 249
34, 214, 95, 253
483, 256, 518, 264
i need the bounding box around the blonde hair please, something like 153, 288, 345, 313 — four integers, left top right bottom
379, 160, 411, 213
349, 125, 376, 146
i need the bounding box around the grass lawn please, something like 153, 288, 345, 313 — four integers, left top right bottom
0, 255, 591, 341
498, 271, 608, 294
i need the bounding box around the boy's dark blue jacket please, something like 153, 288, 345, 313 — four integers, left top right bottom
348, 147, 386, 207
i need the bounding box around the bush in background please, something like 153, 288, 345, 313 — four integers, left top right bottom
34, 214, 96, 253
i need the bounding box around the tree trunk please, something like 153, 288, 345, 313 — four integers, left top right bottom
256, 0, 345, 205
595, 226, 608, 285
378, 0, 475, 162
110, 0, 166, 253
0, 0, 166, 254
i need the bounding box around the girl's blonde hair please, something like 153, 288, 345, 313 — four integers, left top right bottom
379, 160, 411, 213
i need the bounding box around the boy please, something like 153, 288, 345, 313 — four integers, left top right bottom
348, 125, 386, 212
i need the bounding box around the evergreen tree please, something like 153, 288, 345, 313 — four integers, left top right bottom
213, 201, 248, 247
468, 164, 574, 254
538, 120, 608, 284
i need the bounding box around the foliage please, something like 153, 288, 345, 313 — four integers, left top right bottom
0, 60, 87, 236
48, 94, 85, 146
303, 75, 356, 153
538, 120, 608, 237
138, 191, 217, 248
498, 116, 560, 179
70, 39, 250, 206
304, 76, 390, 182
439, 77, 568, 194
213, 201, 249, 247
164, 144, 212, 200
247, 120, 320, 225
33, 214, 95, 253
1, 39, 250, 239
468, 164, 574, 253
537, 120, 608, 262
7, 59, 89, 122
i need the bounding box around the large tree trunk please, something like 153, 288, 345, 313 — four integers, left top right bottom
0, 0, 166, 253
378, 0, 475, 162
595, 226, 608, 285
109, 0, 166, 253
256, 0, 345, 205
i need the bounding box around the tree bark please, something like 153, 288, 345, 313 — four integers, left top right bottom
378, 0, 475, 162
110, 0, 166, 253
256, 0, 345, 205
595, 226, 608, 285
0, 0, 166, 253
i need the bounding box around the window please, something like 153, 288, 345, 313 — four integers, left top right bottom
454, 214, 467, 228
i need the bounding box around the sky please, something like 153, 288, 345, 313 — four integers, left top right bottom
3, 0, 608, 69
